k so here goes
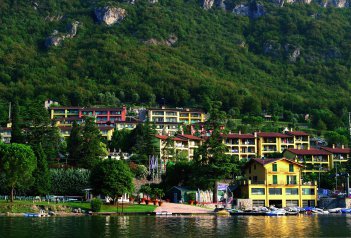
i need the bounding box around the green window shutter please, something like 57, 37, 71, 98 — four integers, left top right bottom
272, 163, 277, 172
289, 164, 294, 172
287, 176, 289, 185
273, 175, 277, 184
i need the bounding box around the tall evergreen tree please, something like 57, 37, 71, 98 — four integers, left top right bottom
194, 101, 241, 203
10, 99, 24, 143
67, 121, 82, 166
79, 117, 108, 169
25, 101, 61, 161
32, 143, 51, 196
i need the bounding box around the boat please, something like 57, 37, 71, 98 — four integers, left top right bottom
341, 208, 351, 213
24, 213, 42, 217
312, 208, 329, 214
266, 209, 286, 216
328, 208, 342, 213
155, 211, 172, 216
285, 207, 299, 215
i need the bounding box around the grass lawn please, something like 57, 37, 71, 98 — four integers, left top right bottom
0, 200, 156, 213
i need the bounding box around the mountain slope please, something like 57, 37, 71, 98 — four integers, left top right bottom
0, 0, 350, 129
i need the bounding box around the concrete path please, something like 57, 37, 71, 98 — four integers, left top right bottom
155, 202, 214, 214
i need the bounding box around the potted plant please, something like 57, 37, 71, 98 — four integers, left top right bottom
153, 199, 158, 205
145, 199, 150, 205
139, 185, 152, 204
129, 196, 135, 203
158, 201, 163, 206
187, 192, 196, 205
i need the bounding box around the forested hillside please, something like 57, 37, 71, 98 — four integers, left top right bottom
0, 0, 350, 130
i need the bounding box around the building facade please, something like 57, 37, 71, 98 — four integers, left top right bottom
223, 133, 257, 160
283, 148, 332, 174
257, 132, 294, 157
148, 107, 205, 125
241, 158, 317, 208
321, 146, 351, 169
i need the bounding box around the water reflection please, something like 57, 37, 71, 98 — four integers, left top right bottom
1, 215, 351, 238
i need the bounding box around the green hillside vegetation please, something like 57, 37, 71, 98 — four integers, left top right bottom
0, 0, 350, 130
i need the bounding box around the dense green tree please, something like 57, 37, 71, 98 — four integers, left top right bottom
25, 101, 62, 160
110, 129, 132, 152
50, 168, 91, 195
67, 121, 82, 166
79, 117, 108, 169
91, 159, 134, 203
31, 143, 51, 196
0, 143, 36, 202
10, 99, 23, 144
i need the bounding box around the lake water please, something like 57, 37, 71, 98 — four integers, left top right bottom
1, 214, 351, 237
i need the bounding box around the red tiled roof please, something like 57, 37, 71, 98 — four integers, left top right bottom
82, 107, 125, 111
285, 131, 309, 136
225, 133, 255, 139
257, 132, 292, 138
50, 107, 82, 110
321, 147, 351, 154
177, 134, 202, 141
57, 126, 72, 131
155, 135, 168, 140
285, 148, 331, 155
250, 157, 303, 167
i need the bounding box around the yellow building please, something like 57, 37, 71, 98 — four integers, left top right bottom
179, 109, 206, 124
155, 134, 202, 162
57, 125, 114, 141
50, 107, 81, 120
148, 107, 205, 125
283, 148, 332, 174
223, 133, 257, 160
321, 146, 351, 169
257, 132, 294, 157
285, 131, 310, 150
241, 158, 317, 208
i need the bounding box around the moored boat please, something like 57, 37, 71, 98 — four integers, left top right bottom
266, 209, 286, 216
328, 208, 342, 213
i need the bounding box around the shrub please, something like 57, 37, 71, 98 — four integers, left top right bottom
91, 198, 102, 212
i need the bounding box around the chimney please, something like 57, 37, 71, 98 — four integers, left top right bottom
332, 144, 335, 149
342, 144, 344, 149
254, 132, 257, 138
290, 128, 293, 132
239, 130, 241, 135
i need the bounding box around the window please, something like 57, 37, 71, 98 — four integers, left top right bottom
273, 175, 278, 184
251, 188, 265, 195
302, 188, 315, 195
253, 176, 258, 182
272, 163, 277, 172
286, 176, 297, 185
269, 188, 282, 195
303, 200, 315, 207
286, 200, 299, 207
286, 188, 298, 195
289, 164, 294, 172
253, 200, 265, 207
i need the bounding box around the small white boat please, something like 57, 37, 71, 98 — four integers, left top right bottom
328, 208, 342, 213
266, 209, 286, 216
312, 208, 329, 214
155, 211, 172, 216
